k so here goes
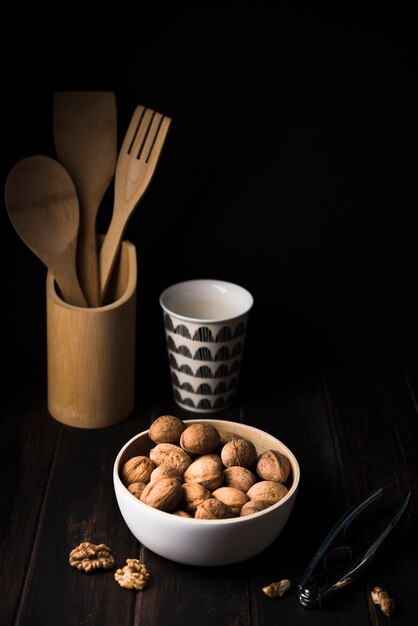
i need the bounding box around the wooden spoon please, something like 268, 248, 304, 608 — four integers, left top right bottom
4, 155, 87, 307
53, 91, 117, 307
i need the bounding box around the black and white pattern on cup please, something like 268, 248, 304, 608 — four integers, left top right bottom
166, 336, 243, 361
164, 314, 246, 342
168, 354, 241, 378
173, 388, 235, 411
171, 372, 237, 395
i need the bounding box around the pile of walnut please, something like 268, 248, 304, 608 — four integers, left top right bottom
69, 543, 150, 591
121, 416, 292, 519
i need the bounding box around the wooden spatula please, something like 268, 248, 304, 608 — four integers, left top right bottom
99, 105, 171, 303
53, 91, 117, 307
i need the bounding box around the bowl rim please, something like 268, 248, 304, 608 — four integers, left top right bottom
114, 419, 300, 525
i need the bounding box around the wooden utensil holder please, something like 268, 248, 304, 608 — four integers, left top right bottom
46, 240, 137, 428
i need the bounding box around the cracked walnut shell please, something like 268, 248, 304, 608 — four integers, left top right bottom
69, 542, 115, 573
114, 559, 150, 590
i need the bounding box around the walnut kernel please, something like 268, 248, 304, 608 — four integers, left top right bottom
114, 559, 150, 590
262, 579, 291, 598
69, 542, 115, 573
371, 586, 395, 617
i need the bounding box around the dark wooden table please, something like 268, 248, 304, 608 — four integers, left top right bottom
1, 367, 417, 626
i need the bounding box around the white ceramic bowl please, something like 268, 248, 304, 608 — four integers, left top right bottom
113, 419, 300, 566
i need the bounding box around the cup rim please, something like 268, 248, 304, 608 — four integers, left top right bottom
159, 278, 254, 323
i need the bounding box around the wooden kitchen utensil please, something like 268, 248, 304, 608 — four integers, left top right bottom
99, 105, 171, 303
5, 155, 87, 307
47, 239, 137, 428
53, 91, 117, 307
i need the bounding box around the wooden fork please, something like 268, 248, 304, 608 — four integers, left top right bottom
99, 105, 171, 303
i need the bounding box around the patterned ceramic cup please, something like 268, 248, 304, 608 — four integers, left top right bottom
159, 279, 253, 413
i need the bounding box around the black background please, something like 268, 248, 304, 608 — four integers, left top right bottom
2, 2, 417, 400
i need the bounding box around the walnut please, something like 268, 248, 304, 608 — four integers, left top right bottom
371, 586, 395, 617
256, 450, 291, 483
240, 500, 273, 516
212, 486, 249, 516
121, 455, 156, 486
140, 476, 183, 512
127, 482, 146, 499
262, 579, 291, 598
150, 464, 183, 482
219, 431, 241, 445
223, 466, 257, 492
183, 454, 223, 490
221, 438, 257, 469
180, 423, 221, 455
247, 480, 288, 504
181, 482, 211, 513
69, 542, 115, 573
195, 498, 235, 519
122, 418, 296, 522
172, 510, 193, 517
149, 443, 192, 473
149, 414, 185, 444
114, 559, 149, 590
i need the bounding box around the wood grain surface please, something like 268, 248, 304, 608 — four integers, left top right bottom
1, 369, 416, 626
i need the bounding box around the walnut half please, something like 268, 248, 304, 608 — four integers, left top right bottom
69, 542, 115, 573
114, 559, 150, 590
